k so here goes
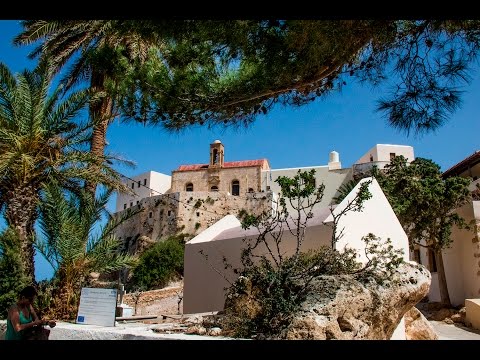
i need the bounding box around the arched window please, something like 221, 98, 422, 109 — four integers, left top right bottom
213, 149, 218, 164
186, 183, 194, 192
211, 185, 219, 192
232, 180, 240, 196
248, 188, 254, 193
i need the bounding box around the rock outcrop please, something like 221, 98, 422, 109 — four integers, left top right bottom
224, 262, 431, 339
405, 307, 438, 340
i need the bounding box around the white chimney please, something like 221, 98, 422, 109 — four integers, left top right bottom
328, 151, 341, 170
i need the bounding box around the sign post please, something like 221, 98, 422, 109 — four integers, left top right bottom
76, 288, 118, 327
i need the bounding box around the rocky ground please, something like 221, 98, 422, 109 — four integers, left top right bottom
416, 301, 468, 326
3, 276, 480, 340
117, 276, 480, 340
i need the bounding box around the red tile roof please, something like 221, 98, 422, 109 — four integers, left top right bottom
443, 151, 480, 178
176, 159, 268, 172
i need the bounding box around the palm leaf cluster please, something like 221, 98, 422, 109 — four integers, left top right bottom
0, 61, 132, 282
37, 183, 138, 319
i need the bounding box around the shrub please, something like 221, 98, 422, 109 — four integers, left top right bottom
128, 235, 185, 290
218, 170, 403, 338
0, 228, 29, 319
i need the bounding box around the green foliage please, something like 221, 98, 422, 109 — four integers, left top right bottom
0, 228, 29, 319
276, 169, 322, 201
332, 179, 359, 205
34, 279, 59, 319
193, 199, 203, 209
223, 238, 404, 338
0, 61, 132, 281
373, 156, 471, 251
354, 234, 405, 284
128, 235, 185, 291
15, 20, 480, 135
372, 155, 471, 305
223, 246, 360, 337
221, 170, 403, 338
195, 222, 201, 230
37, 183, 138, 319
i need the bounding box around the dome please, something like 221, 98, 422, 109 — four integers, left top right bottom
213, 140, 222, 144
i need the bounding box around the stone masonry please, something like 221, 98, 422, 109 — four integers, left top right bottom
113, 190, 274, 253
171, 165, 266, 193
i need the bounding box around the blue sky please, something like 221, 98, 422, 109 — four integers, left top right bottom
2, 20, 480, 281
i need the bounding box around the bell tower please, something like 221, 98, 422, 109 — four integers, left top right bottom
209, 140, 224, 168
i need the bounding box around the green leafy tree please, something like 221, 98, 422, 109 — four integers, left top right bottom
15, 21, 480, 157
0, 228, 29, 319
128, 235, 185, 291
37, 183, 138, 320
0, 62, 131, 282
220, 170, 403, 338
113, 20, 480, 136
373, 155, 471, 306
13, 20, 205, 195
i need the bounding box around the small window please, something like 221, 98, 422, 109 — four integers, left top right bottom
248, 188, 254, 193
369, 154, 373, 162
136, 200, 139, 205
131, 183, 135, 189
149, 212, 152, 218
196, 212, 200, 217
390, 153, 396, 161
186, 183, 194, 192
144, 179, 147, 186
130, 202, 133, 207
232, 180, 240, 196
168, 210, 172, 216
123, 204, 127, 210
211, 186, 218, 192
137, 181, 141, 188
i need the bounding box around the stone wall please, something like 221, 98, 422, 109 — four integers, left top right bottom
171, 166, 263, 193
176, 190, 273, 235
113, 191, 273, 253
123, 282, 184, 316
113, 193, 181, 253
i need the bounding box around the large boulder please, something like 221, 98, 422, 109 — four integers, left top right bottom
284, 262, 430, 340
224, 262, 431, 339
405, 307, 438, 340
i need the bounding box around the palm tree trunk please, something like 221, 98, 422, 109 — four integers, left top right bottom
435, 248, 451, 307
84, 69, 114, 197
3, 185, 39, 283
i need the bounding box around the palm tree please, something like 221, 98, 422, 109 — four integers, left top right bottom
14, 20, 161, 196
0, 62, 131, 282
332, 179, 359, 205
37, 183, 138, 320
